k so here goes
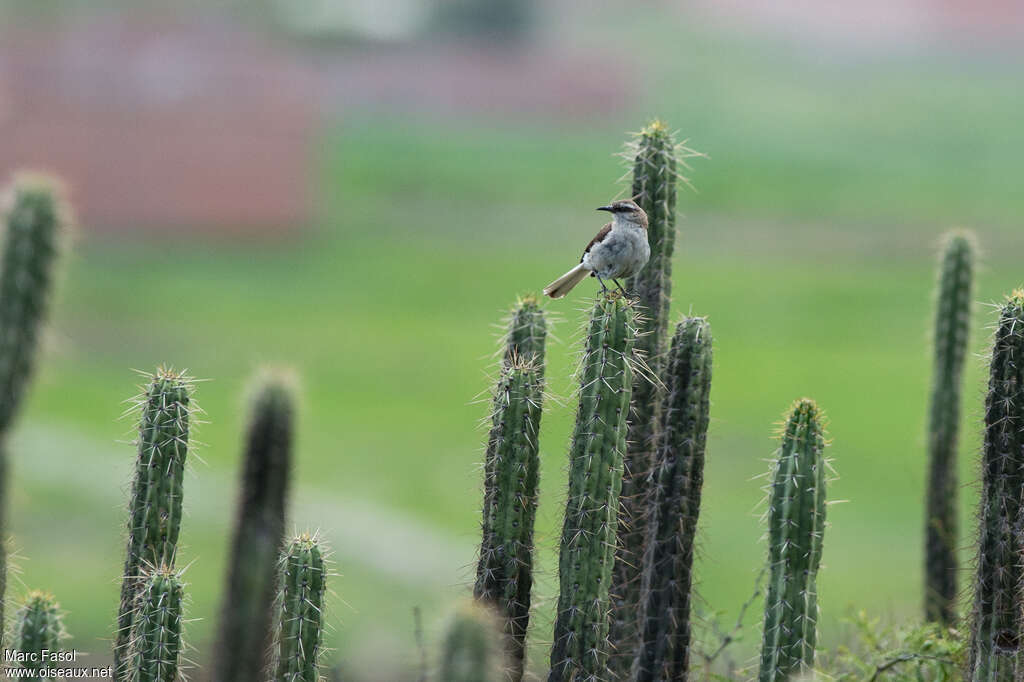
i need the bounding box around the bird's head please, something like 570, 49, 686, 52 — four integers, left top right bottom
597, 200, 648, 229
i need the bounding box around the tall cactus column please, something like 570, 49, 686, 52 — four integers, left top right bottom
0, 176, 67, 649
129, 567, 186, 682
969, 291, 1024, 681
758, 399, 829, 682
474, 297, 546, 681
114, 369, 193, 681
549, 293, 636, 682
274, 533, 328, 682
634, 318, 713, 682
610, 120, 683, 672
213, 371, 295, 681
924, 231, 974, 625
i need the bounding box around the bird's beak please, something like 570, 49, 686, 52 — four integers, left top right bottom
596, 205, 614, 212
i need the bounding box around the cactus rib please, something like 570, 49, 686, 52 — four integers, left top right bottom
549, 293, 636, 682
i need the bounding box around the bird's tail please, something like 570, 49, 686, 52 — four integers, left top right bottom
543, 263, 591, 299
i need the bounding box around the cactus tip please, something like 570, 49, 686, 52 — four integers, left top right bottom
1008, 289, 1024, 306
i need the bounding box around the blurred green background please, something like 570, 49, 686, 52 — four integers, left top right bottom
1, 1, 1023, 678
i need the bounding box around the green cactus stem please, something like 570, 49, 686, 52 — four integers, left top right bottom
0, 175, 68, 651
274, 533, 327, 682
548, 293, 637, 682
213, 371, 295, 682
114, 368, 193, 682
924, 230, 975, 625
611, 120, 700, 674
633, 317, 713, 681
474, 297, 546, 681
439, 600, 508, 682
758, 399, 828, 682
129, 566, 185, 682
14, 591, 67, 676
968, 291, 1024, 682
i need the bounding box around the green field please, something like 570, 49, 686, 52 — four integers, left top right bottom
6, 10, 1024, 679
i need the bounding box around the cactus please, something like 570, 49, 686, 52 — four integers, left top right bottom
114, 368, 193, 681
633, 317, 713, 681
474, 297, 546, 681
439, 600, 508, 682
610, 120, 700, 672
0, 175, 68, 649
129, 566, 185, 682
13, 590, 67, 676
968, 290, 1024, 681
924, 230, 975, 625
548, 293, 637, 682
213, 371, 295, 682
274, 533, 327, 682
758, 399, 828, 682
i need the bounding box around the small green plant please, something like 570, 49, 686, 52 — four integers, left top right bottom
924, 230, 975, 625
968, 290, 1024, 681
13, 590, 67, 677
758, 399, 829, 682
213, 370, 296, 682
0, 175, 68, 647
474, 297, 546, 680
115, 368, 194, 681
274, 532, 328, 682
549, 293, 637, 682
129, 566, 185, 682
634, 317, 713, 681
611, 119, 703, 676
439, 600, 508, 682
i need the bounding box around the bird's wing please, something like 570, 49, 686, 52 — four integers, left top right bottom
580, 223, 612, 262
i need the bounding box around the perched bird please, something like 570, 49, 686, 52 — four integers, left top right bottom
543, 199, 651, 299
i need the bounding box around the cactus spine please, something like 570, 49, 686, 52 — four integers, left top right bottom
13, 591, 67, 676
548, 293, 636, 682
115, 369, 193, 681
213, 371, 295, 681
968, 291, 1024, 681
129, 567, 185, 682
0, 176, 67, 649
474, 297, 546, 681
610, 120, 683, 673
634, 317, 712, 682
924, 230, 974, 625
758, 399, 828, 682
440, 600, 508, 682
274, 533, 327, 682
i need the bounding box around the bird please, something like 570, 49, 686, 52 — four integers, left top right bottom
543, 199, 651, 299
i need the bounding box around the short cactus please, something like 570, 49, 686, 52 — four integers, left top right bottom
439, 600, 508, 682
213, 371, 296, 682
115, 368, 193, 681
548, 293, 637, 682
758, 399, 829, 682
474, 297, 546, 680
13, 590, 67, 676
0, 175, 68, 648
274, 533, 328, 682
611, 120, 701, 673
968, 291, 1024, 681
129, 566, 185, 682
633, 317, 713, 682
924, 230, 975, 625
